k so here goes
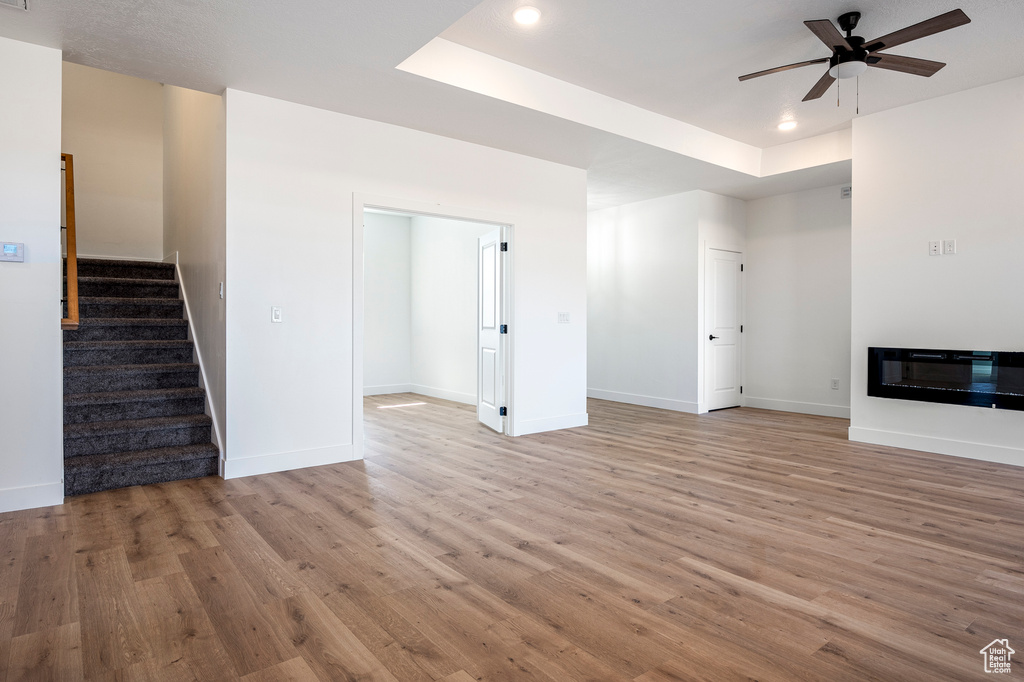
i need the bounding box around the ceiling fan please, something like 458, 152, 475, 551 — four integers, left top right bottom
739, 9, 971, 101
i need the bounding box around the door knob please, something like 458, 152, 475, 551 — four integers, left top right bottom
709, 334, 719, 340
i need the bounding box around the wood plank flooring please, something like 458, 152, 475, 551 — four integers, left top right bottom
2, 395, 1022, 680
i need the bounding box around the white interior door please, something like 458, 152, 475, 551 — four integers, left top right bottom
705, 248, 742, 410
477, 229, 504, 431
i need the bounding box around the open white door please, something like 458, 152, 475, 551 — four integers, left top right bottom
705, 248, 742, 410
477, 229, 504, 432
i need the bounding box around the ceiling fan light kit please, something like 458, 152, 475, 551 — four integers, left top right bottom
739, 9, 971, 102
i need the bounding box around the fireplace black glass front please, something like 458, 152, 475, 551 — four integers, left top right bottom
868, 347, 1024, 411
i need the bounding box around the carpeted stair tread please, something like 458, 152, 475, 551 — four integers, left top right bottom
64, 318, 189, 342
63, 387, 207, 424
65, 386, 205, 406
74, 276, 180, 299
78, 296, 185, 320
63, 444, 219, 496
65, 339, 193, 350
79, 296, 184, 307
74, 317, 187, 327
65, 362, 199, 377
77, 258, 176, 280
64, 338, 194, 366
64, 413, 211, 438
64, 443, 219, 471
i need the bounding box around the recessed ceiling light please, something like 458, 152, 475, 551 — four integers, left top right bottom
513, 6, 541, 25
778, 121, 797, 131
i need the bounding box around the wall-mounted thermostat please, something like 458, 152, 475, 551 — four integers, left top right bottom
0, 242, 25, 262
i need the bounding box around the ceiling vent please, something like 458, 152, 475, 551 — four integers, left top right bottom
0, 0, 28, 9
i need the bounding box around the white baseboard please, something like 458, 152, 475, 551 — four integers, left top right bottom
168, 252, 226, 472
364, 384, 413, 396
515, 412, 589, 436
744, 396, 850, 419
223, 443, 357, 479
0, 481, 64, 514
587, 388, 699, 414
848, 426, 1024, 468
410, 384, 475, 405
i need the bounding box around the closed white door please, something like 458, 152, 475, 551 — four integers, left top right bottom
705, 248, 742, 410
477, 229, 504, 431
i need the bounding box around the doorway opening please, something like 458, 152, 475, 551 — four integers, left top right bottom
353, 196, 513, 455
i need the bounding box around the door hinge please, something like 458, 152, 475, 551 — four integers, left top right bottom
740, 386, 743, 394
500, 324, 508, 334
500, 242, 508, 251
740, 264, 744, 272
740, 325, 743, 333
499, 406, 507, 416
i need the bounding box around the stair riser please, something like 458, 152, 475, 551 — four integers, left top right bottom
65, 369, 199, 394
63, 325, 189, 342
64, 346, 194, 367
65, 425, 212, 458
77, 262, 176, 280
64, 456, 219, 496
64, 397, 206, 425
77, 280, 180, 299
79, 300, 184, 319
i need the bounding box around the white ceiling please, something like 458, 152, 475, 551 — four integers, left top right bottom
442, 0, 1024, 148
2, 0, 1021, 209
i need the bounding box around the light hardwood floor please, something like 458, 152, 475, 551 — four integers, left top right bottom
2, 395, 1022, 680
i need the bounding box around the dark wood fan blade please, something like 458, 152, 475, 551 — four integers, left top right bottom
868, 53, 946, 77
802, 70, 836, 101
804, 20, 852, 52
865, 9, 970, 52
738, 58, 830, 82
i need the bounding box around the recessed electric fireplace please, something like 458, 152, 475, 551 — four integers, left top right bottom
868, 347, 1024, 411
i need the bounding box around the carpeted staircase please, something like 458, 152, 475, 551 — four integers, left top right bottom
63, 258, 219, 496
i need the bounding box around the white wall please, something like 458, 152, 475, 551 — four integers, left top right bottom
588, 192, 700, 412
0, 38, 64, 512
62, 62, 164, 261
587, 190, 745, 414
163, 86, 227, 458
224, 89, 587, 477
363, 212, 412, 394
851, 75, 1024, 466
410, 216, 496, 404
744, 185, 852, 418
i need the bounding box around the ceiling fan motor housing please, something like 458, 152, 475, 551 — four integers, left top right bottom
830, 35, 868, 78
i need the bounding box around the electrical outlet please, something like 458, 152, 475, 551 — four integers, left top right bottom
943, 239, 957, 255
928, 241, 941, 256
831, 378, 840, 390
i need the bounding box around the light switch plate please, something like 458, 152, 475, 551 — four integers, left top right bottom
0, 242, 25, 262
271, 306, 282, 323
558, 312, 570, 324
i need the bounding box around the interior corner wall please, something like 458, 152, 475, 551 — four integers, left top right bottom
410, 215, 496, 404
744, 185, 851, 418
587, 192, 701, 412
224, 88, 587, 475
163, 85, 227, 458
0, 38, 64, 512
363, 212, 412, 394
850, 75, 1024, 466
62, 62, 164, 261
